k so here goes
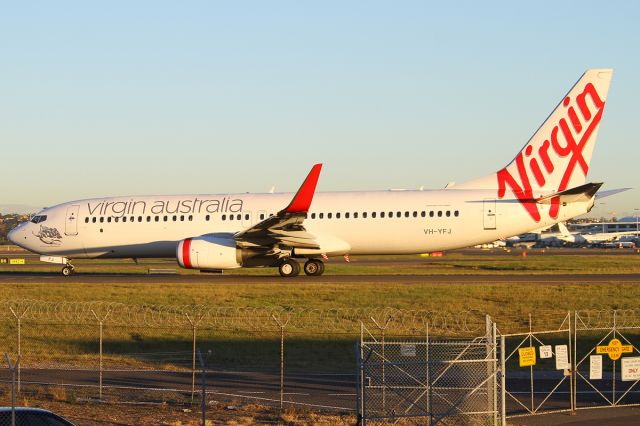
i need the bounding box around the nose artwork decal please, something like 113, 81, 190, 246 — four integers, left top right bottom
33, 225, 63, 245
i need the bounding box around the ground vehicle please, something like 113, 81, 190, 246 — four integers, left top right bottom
0, 407, 75, 425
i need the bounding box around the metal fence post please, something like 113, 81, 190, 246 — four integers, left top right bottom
5, 353, 20, 426
500, 334, 506, 426
272, 314, 290, 410
184, 313, 202, 403
197, 349, 206, 426
9, 306, 28, 393
568, 311, 575, 414
371, 315, 392, 414
355, 340, 362, 426
91, 309, 112, 401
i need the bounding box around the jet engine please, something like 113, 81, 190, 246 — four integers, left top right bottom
177, 234, 242, 270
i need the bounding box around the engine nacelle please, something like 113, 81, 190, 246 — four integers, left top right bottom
177, 235, 242, 270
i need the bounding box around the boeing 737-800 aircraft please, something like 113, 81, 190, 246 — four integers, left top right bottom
9, 69, 623, 277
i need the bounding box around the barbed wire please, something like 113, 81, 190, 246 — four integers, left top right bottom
0, 299, 490, 335
575, 309, 640, 329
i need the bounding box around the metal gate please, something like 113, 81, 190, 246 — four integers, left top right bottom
500, 312, 573, 418
574, 310, 640, 409
357, 318, 504, 425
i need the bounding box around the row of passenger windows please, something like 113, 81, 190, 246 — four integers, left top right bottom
306, 210, 459, 219
84, 210, 460, 224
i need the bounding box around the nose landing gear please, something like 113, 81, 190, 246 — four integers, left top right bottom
61, 264, 75, 276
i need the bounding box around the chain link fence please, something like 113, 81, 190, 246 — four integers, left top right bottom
1, 300, 640, 424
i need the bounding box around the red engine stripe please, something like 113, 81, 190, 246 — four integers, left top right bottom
182, 238, 192, 269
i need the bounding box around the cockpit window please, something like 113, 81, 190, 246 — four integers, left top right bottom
30, 215, 47, 224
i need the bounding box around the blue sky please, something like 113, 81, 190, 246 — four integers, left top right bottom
1, 1, 638, 218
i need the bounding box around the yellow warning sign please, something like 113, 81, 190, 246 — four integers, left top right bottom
9, 258, 25, 265
519, 347, 536, 367
596, 338, 633, 361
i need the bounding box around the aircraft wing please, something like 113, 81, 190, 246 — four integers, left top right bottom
234, 164, 322, 252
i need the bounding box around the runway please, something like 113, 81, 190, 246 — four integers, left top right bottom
0, 271, 639, 284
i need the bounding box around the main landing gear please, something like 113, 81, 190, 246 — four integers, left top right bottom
278, 258, 325, 277
303, 259, 325, 276
61, 263, 75, 276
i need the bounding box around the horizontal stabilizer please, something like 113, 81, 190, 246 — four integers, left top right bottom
536, 182, 603, 204
595, 187, 631, 199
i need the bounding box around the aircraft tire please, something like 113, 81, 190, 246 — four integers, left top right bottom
304, 259, 325, 276
279, 259, 300, 277
61, 265, 74, 276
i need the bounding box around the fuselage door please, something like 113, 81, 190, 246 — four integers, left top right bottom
483, 200, 496, 230
65, 205, 80, 236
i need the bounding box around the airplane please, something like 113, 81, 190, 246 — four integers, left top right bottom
553, 222, 639, 245
9, 69, 625, 277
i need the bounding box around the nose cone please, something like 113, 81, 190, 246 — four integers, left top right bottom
7, 224, 28, 250
7, 227, 18, 244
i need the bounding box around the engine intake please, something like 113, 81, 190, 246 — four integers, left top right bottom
177, 235, 242, 270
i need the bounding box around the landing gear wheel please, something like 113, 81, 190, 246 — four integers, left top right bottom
61, 265, 74, 276
279, 259, 300, 277
304, 259, 325, 276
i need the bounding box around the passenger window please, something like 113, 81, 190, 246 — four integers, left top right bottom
230, 214, 234, 221
260, 213, 265, 220
237, 214, 241, 220
245, 214, 249, 220
421, 211, 426, 218
413, 211, 417, 218
345, 212, 350, 219
404, 211, 409, 218
388, 211, 393, 218
130, 216, 134, 222
206, 215, 210, 221
92, 217, 97, 223
336, 212, 341, 219
108, 217, 112, 223
454, 210, 459, 217
100, 217, 104, 223
189, 215, 193, 221
354, 212, 358, 219
172, 215, 177, 222
319, 213, 324, 219
372, 212, 377, 218
328, 213, 333, 219
446, 211, 451, 217
363, 212, 368, 218
311, 213, 316, 219
146, 216, 150, 222
163, 216, 168, 222
381, 212, 385, 218
115, 217, 120, 223
138, 216, 142, 222
124, 217, 128, 223
222, 215, 226, 220
430, 211, 434, 217
180, 215, 184, 221
438, 211, 442, 217
396, 212, 401, 218
85, 218, 89, 223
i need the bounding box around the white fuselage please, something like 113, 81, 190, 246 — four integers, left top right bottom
9, 188, 594, 261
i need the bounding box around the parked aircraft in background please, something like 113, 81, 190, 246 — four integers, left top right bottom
9, 69, 625, 276
555, 222, 638, 245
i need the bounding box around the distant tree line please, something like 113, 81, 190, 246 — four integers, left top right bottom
0, 213, 29, 244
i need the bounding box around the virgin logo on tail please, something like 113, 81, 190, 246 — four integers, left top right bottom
496, 83, 605, 222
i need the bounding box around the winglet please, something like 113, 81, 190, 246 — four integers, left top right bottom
283, 164, 323, 214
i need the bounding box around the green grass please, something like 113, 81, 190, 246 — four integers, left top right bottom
1, 250, 639, 372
